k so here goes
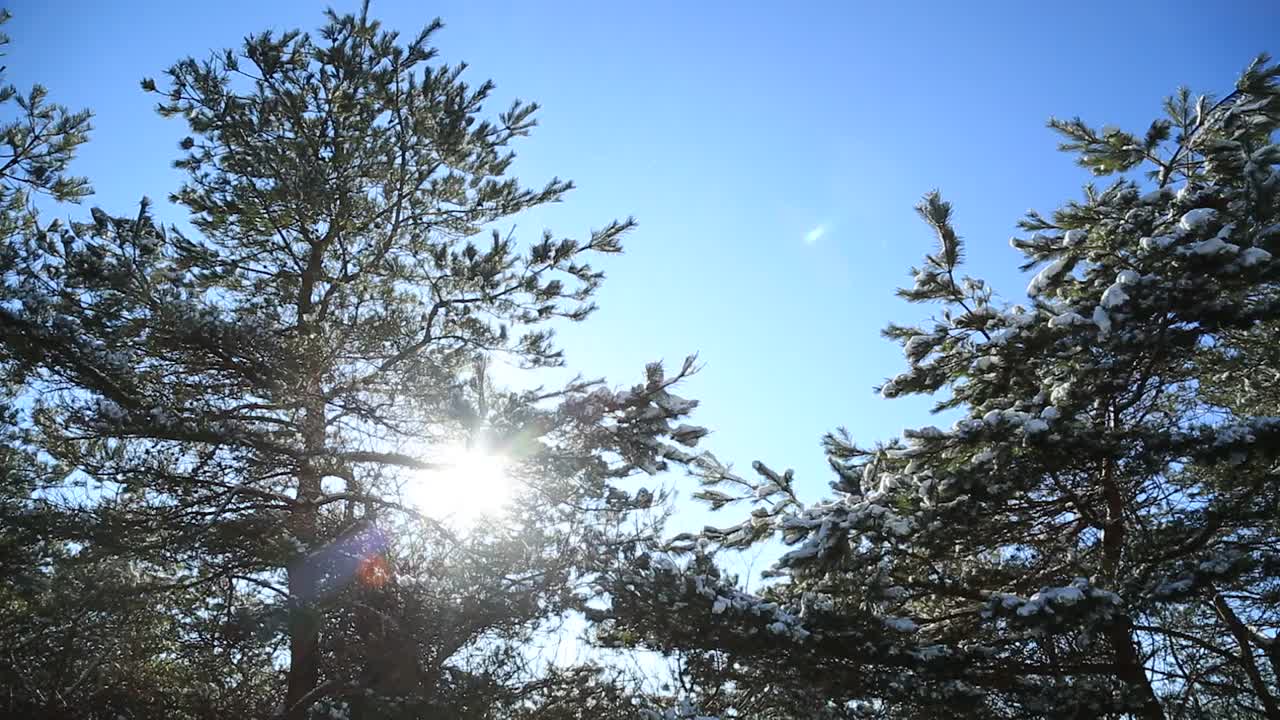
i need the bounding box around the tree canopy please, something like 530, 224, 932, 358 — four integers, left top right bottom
601, 57, 1280, 720
2, 5, 1278, 720
1, 5, 705, 718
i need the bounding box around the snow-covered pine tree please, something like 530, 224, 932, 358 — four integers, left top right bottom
1, 5, 708, 718
596, 57, 1280, 719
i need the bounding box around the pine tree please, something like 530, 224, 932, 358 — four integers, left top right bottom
2, 5, 706, 718
0, 12, 186, 717
598, 57, 1280, 719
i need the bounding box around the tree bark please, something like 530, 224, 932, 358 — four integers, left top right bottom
285, 558, 320, 720
1103, 618, 1166, 720
1213, 593, 1280, 720
1097, 408, 1165, 720
285, 390, 325, 720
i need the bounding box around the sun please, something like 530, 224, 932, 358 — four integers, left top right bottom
405, 442, 514, 527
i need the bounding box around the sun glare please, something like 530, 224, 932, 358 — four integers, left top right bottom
407, 443, 514, 527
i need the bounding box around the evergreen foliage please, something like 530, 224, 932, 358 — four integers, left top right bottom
601, 57, 1280, 720
1, 6, 704, 718
4, 6, 1279, 720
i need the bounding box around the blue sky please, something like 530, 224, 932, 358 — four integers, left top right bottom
7, 0, 1278, 538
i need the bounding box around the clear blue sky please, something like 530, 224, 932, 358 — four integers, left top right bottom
7, 0, 1278, 536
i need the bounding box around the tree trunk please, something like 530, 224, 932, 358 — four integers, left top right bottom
1104, 618, 1166, 720
1097, 416, 1165, 720
1213, 593, 1280, 720
285, 558, 320, 720
1267, 642, 1280, 700
285, 392, 326, 720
